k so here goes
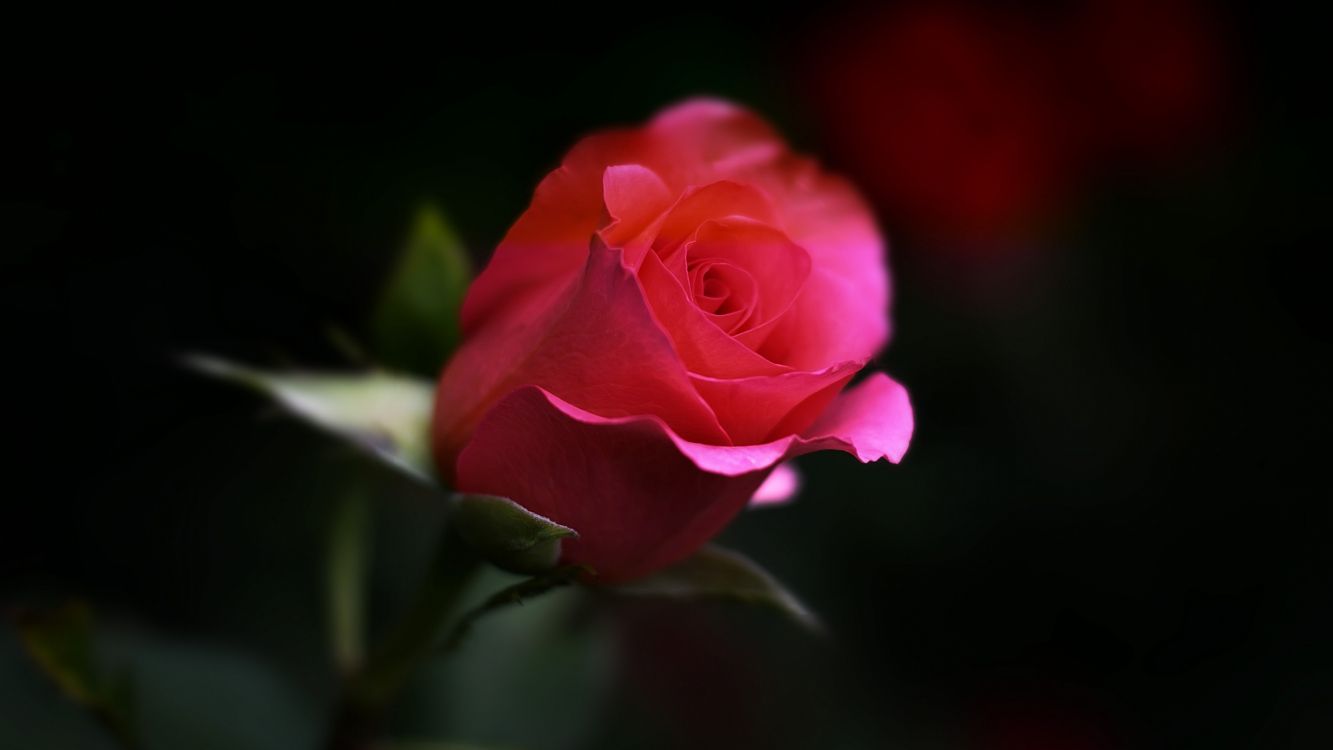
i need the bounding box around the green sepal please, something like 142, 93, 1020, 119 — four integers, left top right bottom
449, 494, 578, 576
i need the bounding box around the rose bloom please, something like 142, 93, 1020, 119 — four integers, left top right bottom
432, 100, 913, 581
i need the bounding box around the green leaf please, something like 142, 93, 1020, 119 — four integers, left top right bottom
611, 545, 823, 633
186, 355, 437, 483
8, 618, 316, 750
99, 629, 317, 750
1, 627, 118, 749
449, 494, 578, 575
372, 204, 472, 376
12, 603, 135, 747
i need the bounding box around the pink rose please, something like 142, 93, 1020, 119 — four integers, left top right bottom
432, 99, 913, 582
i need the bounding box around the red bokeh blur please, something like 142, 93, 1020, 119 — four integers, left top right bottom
801, 0, 1230, 246
972, 689, 1117, 750
1066, 0, 1229, 163
618, 605, 765, 749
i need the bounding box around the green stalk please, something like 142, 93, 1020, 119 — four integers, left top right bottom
328, 491, 371, 676
325, 525, 480, 750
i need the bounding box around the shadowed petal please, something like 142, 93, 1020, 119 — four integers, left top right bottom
454, 373, 912, 581
455, 386, 768, 582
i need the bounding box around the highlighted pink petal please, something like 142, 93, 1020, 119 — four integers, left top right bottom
750, 463, 802, 507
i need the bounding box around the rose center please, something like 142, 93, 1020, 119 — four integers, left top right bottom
688, 259, 757, 330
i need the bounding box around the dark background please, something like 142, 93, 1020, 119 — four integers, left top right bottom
3, 3, 1329, 748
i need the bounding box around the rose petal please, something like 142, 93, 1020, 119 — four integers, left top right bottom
460, 129, 648, 337
754, 160, 891, 368
638, 250, 788, 379
433, 241, 728, 478
686, 218, 810, 339
749, 462, 802, 507
455, 386, 769, 582
650, 102, 888, 346
690, 361, 859, 445
684, 137, 891, 368
598, 164, 674, 262
671, 371, 915, 474
459, 99, 889, 373
796, 371, 915, 463
759, 265, 890, 370
653, 181, 780, 270
454, 372, 912, 580
763, 158, 890, 334
648, 99, 787, 184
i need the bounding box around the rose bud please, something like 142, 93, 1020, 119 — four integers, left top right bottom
432, 99, 913, 582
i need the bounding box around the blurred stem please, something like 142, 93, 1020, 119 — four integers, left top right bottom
326, 523, 480, 750
328, 491, 371, 675
437, 565, 585, 655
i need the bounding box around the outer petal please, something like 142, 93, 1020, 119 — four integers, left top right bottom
460, 129, 649, 338
762, 158, 890, 335
432, 242, 728, 479
670, 371, 915, 474
647, 98, 787, 186
455, 386, 769, 582
454, 373, 913, 581
759, 265, 890, 370
749, 462, 802, 507
795, 372, 914, 463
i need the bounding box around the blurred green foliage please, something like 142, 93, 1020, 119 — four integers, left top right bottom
13, 604, 134, 746
187, 355, 437, 481
372, 205, 473, 377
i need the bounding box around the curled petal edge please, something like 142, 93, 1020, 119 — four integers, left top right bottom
491, 371, 913, 479
453, 373, 911, 581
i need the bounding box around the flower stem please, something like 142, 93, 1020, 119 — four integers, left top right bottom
325, 524, 480, 750
328, 491, 371, 676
